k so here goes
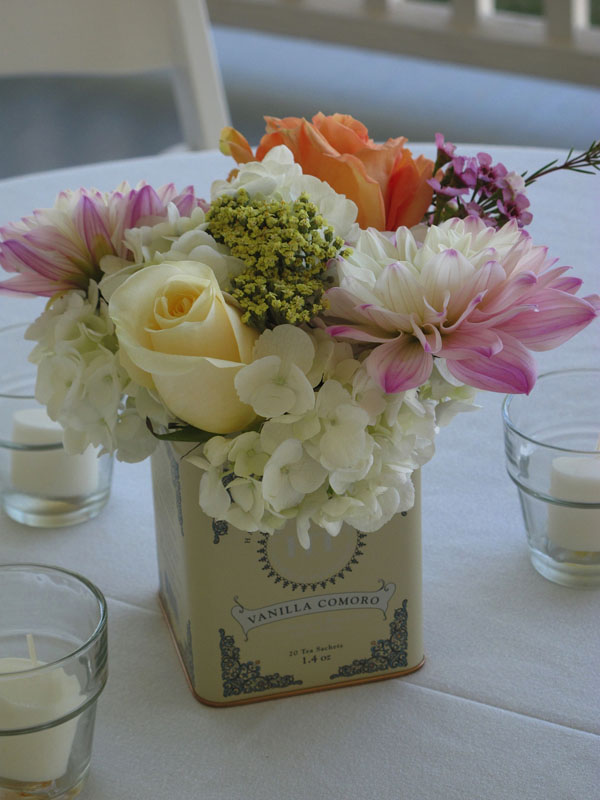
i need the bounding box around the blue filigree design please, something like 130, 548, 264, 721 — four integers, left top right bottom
219, 628, 302, 697
212, 519, 229, 544
161, 569, 179, 623
329, 599, 408, 679
165, 443, 184, 537
256, 532, 367, 592
160, 572, 195, 685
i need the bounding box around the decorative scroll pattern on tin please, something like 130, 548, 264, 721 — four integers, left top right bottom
219, 628, 302, 697
256, 532, 367, 592
329, 598, 408, 680
211, 474, 239, 543
165, 444, 184, 536
212, 519, 229, 544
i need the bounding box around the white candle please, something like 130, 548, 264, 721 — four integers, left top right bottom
547, 456, 600, 551
0, 653, 82, 781
10, 408, 99, 497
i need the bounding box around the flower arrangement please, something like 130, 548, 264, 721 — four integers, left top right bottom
1, 114, 598, 547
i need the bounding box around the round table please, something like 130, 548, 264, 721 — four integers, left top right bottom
0, 147, 598, 799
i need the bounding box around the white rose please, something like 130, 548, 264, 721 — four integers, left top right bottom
109, 260, 259, 433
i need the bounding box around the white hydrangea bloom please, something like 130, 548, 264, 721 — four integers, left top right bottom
25, 283, 172, 461
234, 325, 318, 418
342, 484, 403, 533
122, 204, 208, 265
112, 386, 170, 463
309, 492, 357, 539
194, 340, 471, 547
113, 405, 158, 463
350, 368, 388, 424
35, 348, 85, 423
99, 210, 245, 301
151, 229, 246, 290
235, 355, 315, 418
260, 411, 319, 454
27, 286, 126, 453
426, 361, 479, 427
203, 435, 234, 467
128, 384, 170, 429
262, 439, 327, 512
228, 431, 269, 479
97, 205, 204, 281
252, 325, 315, 371
310, 380, 372, 471
199, 469, 232, 520
225, 476, 267, 532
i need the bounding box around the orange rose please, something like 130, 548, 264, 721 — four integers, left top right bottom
220, 113, 434, 231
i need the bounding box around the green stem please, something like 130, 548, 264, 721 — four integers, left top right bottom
521, 141, 600, 186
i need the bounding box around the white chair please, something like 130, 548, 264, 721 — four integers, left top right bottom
0, 0, 230, 150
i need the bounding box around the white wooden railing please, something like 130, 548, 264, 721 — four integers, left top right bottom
207, 0, 599, 86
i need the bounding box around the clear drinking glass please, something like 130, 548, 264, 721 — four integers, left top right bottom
502, 368, 600, 587
0, 323, 113, 527
0, 564, 108, 799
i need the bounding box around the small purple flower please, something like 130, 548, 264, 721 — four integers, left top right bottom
498, 171, 527, 203
451, 155, 479, 188
475, 154, 508, 196
464, 203, 498, 228
427, 178, 470, 198
434, 133, 456, 166
494, 170, 532, 226
498, 192, 533, 227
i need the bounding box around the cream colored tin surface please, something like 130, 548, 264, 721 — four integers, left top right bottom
152, 443, 424, 705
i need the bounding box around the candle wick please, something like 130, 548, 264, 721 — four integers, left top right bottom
26, 633, 39, 666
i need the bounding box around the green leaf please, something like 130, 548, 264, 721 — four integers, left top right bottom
146, 418, 213, 443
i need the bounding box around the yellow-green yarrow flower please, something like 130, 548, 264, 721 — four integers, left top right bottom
206, 188, 349, 331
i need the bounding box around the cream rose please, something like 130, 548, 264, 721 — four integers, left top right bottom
109, 260, 258, 433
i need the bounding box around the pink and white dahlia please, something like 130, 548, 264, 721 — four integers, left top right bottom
0, 182, 203, 297
326, 217, 599, 395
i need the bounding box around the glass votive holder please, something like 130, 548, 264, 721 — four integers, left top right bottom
503, 368, 600, 588
0, 323, 113, 527
0, 564, 108, 799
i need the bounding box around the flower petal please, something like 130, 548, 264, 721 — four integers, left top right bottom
446, 332, 536, 394
126, 185, 165, 227
253, 325, 315, 374
0, 240, 81, 281
499, 290, 599, 351
327, 323, 392, 343
219, 127, 256, 163
366, 336, 433, 393
153, 359, 256, 433
374, 261, 425, 316
440, 327, 504, 359
260, 117, 387, 229
23, 226, 87, 264
74, 196, 114, 263
0, 271, 74, 297
385, 151, 434, 230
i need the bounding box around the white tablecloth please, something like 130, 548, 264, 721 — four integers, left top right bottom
0, 147, 598, 799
